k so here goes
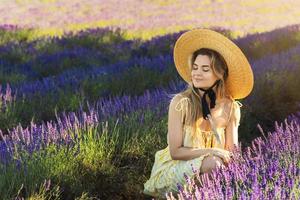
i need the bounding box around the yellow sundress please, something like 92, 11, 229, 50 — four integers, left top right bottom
143, 95, 243, 199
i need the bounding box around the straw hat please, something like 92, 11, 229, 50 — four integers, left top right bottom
173, 28, 254, 100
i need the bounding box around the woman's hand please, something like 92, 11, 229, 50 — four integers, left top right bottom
210, 148, 233, 166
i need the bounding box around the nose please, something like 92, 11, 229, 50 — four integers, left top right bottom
193, 69, 203, 77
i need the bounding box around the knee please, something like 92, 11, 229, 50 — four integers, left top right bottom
200, 155, 224, 174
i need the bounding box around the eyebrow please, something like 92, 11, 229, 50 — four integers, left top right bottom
193, 63, 210, 67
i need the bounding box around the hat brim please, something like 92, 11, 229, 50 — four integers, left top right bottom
173, 28, 254, 99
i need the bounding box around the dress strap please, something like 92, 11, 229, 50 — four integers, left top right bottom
226, 100, 243, 125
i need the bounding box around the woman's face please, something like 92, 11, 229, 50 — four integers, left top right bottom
191, 54, 219, 90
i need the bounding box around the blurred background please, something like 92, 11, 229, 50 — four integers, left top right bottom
0, 0, 299, 199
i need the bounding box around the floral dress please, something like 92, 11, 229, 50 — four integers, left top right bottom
143, 95, 243, 198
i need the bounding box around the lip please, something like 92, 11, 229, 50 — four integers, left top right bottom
195, 79, 203, 81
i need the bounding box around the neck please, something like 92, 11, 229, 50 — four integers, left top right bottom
196, 87, 217, 98
193, 87, 222, 106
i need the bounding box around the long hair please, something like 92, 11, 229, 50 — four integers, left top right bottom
169, 48, 232, 140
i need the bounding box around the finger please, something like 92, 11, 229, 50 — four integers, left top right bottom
224, 155, 230, 162
224, 157, 228, 163
223, 158, 229, 166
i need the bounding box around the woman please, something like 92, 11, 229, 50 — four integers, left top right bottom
143, 28, 254, 199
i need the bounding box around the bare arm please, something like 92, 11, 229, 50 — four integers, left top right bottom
225, 101, 241, 152
167, 95, 213, 161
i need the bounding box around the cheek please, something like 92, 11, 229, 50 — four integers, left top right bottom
207, 72, 216, 78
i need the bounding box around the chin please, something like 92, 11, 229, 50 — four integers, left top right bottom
193, 83, 202, 88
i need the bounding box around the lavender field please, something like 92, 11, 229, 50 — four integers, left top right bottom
1, 0, 300, 40
0, 1, 299, 199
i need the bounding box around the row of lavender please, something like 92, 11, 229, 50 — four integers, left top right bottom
0, 78, 181, 166
1, 25, 300, 100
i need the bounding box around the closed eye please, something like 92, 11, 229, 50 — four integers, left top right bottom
192, 67, 209, 72
193, 64, 210, 72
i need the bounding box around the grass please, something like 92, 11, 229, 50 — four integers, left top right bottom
0, 106, 168, 199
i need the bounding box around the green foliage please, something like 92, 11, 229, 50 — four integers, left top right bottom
2, 89, 85, 133
0, 118, 120, 199
82, 65, 177, 101
61, 28, 126, 50
0, 28, 35, 45
0, 94, 20, 133
242, 32, 300, 60
19, 180, 61, 200
0, 72, 27, 85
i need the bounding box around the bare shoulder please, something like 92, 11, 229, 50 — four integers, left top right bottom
215, 97, 236, 116
218, 96, 233, 107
